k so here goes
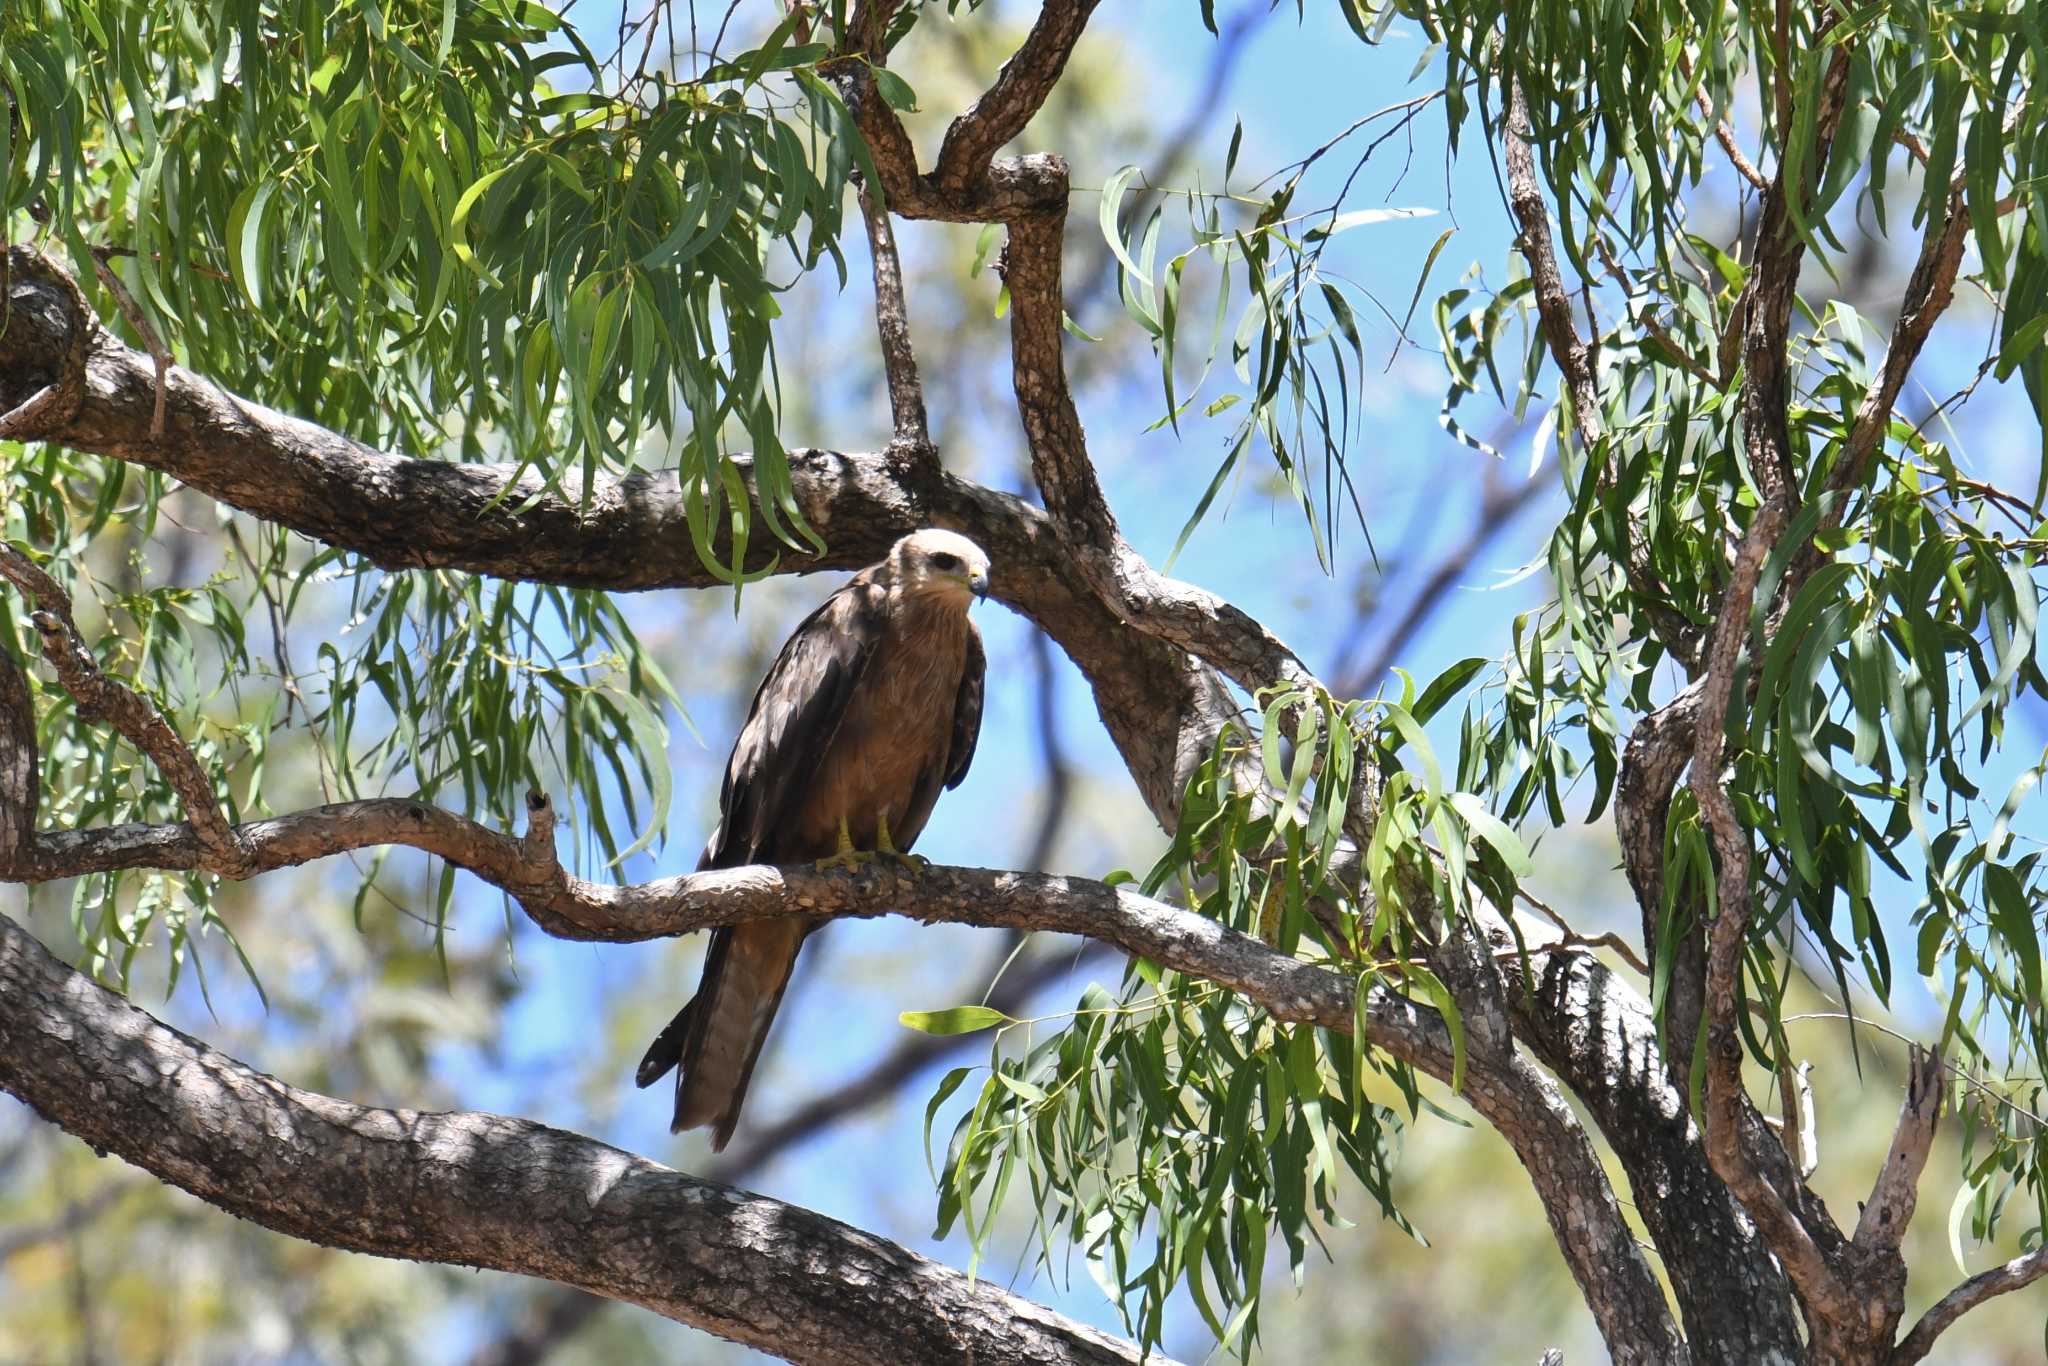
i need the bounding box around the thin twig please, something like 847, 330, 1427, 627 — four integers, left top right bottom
1891, 1245, 2048, 1365
87, 246, 169, 440
858, 179, 930, 453
1516, 887, 1651, 976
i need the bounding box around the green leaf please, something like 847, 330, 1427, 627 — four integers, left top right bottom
1406, 964, 1466, 1094
1098, 163, 1146, 280
1449, 792, 1534, 877
901, 1005, 1010, 1036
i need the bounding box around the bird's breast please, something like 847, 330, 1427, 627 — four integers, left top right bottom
799, 613, 969, 854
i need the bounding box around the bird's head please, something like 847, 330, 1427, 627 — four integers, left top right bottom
891, 529, 991, 607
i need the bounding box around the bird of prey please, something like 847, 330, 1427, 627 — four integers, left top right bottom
635, 528, 991, 1150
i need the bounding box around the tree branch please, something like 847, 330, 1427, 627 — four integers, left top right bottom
1689, 493, 1855, 1323
0, 544, 254, 878
0, 630, 35, 867
930, 0, 1103, 193
0, 244, 1221, 834
858, 180, 932, 454
1891, 1244, 2048, 1365
0, 907, 1175, 1366
1491, 908, 1804, 1360
1852, 1045, 1944, 1258
1502, 82, 1700, 670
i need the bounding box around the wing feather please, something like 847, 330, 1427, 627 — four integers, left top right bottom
944, 622, 985, 791
701, 572, 887, 869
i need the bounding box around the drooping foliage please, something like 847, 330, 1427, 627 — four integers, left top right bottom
923, 1, 2048, 1354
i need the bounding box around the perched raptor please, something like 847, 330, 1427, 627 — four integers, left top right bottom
635, 529, 991, 1149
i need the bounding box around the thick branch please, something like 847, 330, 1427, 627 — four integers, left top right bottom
0, 908, 1171, 1366
1491, 909, 1804, 1361
0, 635, 34, 865
1689, 495, 1853, 1320
1891, 1245, 2048, 1365
0, 245, 1216, 830
1612, 686, 1708, 1079
931, 0, 1102, 193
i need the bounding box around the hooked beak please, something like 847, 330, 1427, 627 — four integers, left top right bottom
969, 570, 990, 601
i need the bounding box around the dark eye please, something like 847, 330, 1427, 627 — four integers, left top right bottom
930, 552, 961, 571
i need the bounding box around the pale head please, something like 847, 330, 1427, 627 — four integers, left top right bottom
889, 529, 990, 606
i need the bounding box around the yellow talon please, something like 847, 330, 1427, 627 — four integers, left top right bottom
874, 811, 927, 873
815, 814, 875, 873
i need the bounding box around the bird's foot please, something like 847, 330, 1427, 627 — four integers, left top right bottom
873, 814, 926, 874
814, 846, 876, 874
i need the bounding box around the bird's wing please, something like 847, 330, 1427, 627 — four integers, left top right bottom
944, 619, 985, 791
702, 571, 886, 869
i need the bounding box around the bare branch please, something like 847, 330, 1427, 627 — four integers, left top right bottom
469, 937, 1116, 1366
1503, 83, 1601, 450
1491, 907, 1804, 1359
0, 632, 35, 869
1818, 190, 1972, 510
86, 246, 170, 440
1853, 1045, 1944, 1256
999, 208, 1119, 540
1689, 76, 1770, 192
5, 798, 1432, 1048
1891, 1245, 2048, 1365
858, 180, 931, 453
1503, 83, 1700, 670
0, 245, 91, 441
0, 244, 1220, 836
931, 0, 1103, 193
0, 908, 1174, 1366
1613, 685, 1708, 1076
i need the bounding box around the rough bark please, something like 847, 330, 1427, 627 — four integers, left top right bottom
0, 909, 1172, 1366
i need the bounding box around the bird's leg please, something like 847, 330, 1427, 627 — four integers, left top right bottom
873, 810, 928, 873
814, 814, 876, 873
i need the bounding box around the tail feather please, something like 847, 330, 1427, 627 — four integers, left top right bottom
634, 996, 695, 1089
653, 920, 812, 1151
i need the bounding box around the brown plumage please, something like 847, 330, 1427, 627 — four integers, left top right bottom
635, 529, 991, 1150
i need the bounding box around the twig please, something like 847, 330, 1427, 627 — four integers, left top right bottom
87, 246, 170, 440
1690, 75, 1770, 192
1590, 236, 1728, 391
1891, 1245, 2048, 1364
1516, 887, 1651, 976
857, 179, 930, 453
